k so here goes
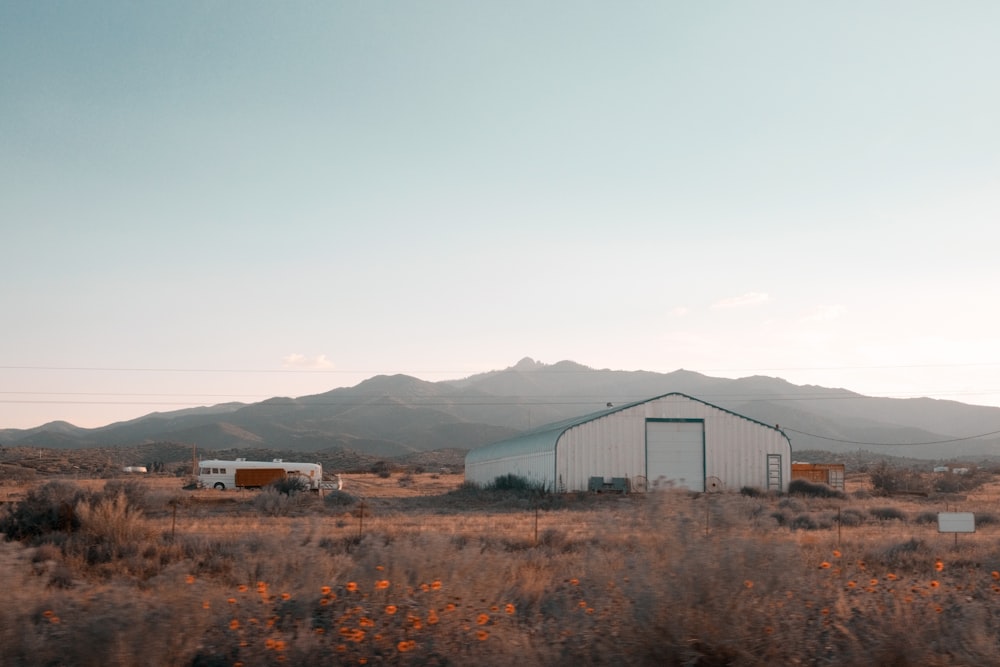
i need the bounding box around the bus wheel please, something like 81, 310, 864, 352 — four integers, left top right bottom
214, 482, 226, 490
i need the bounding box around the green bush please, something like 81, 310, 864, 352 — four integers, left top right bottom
323, 490, 358, 508
788, 478, 846, 499
0, 481, 87, 541
870, 461, 928, 495
267, 476, 310, 496
486, 474, 546, 493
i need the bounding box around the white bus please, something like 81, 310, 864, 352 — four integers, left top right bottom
198, 458, 324, 491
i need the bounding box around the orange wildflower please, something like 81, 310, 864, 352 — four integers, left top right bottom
477, 613, 490, 625
346, 582, 358, 593
238, 585, 248, 593
227, 598, 237, 605
385, 605, 398, 615
832, 550, 842, 559
569, 578, 580, 586
744, 580, 754, 589
431, 580, 442, 590
819, 562, 831, 569
185, 575, 195, 584
476, 630, 490, 641
505, 603, 516, 614
321, 585, 332, 595
428, 610, 440, 625
935, 560, 944, 572
375, 580, 390, 590
930, 580, 940, 588
992, 571, 1000, 581
281, 593, 291, 600
229, 619, 240, 630
398, 640, 416, 652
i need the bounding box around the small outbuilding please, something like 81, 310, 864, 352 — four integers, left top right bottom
465, 393, 792, 493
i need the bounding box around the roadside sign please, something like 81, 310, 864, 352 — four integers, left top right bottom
938, 512, 975, 533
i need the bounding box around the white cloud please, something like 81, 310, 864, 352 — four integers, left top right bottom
281, 353, 334, 369
711, 292, 771, 309
670, 306, 690, 317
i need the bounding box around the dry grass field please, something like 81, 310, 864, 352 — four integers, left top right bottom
3, 468, 1000, 666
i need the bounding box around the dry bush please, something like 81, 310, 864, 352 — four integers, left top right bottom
3, 477, 1000, 665
870, 461, 929, 495
788, 478, 846, 499
0, 480, 87, 540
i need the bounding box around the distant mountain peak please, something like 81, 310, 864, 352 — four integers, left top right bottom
513, 357, 544, 370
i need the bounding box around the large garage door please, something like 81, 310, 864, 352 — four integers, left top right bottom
645, 420, 705, 492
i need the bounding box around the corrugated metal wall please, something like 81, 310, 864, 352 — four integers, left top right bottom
465, 449, 555, 489
556, 395, 791, 492
466, 393, 792, 493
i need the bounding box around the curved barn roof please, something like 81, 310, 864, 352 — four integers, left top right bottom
464, 392, 790, 465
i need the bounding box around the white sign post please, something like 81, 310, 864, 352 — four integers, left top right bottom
938, 512, 975, 548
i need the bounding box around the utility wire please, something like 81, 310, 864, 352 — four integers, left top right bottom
783, 427, 1000, 447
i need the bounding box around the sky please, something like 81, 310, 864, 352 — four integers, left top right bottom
2, 2, 999, 430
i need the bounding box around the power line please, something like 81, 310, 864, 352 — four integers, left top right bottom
2, 390, 999, 405
1, 389, 1000, 406
3, 361, 1000, 374
783, 427, 1000, 447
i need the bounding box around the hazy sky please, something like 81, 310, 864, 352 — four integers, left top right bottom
2, 2, 999, 430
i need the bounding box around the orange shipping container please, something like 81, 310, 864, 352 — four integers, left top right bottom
791, 463, 845, 490
234, 468, 287, 488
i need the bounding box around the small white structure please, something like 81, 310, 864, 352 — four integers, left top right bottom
466, 393, 792, 493
122, 466, 147, 474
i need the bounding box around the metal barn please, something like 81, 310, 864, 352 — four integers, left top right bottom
465, 393, 792, 493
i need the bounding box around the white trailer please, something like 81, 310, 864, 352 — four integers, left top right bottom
198, 458, 324, 491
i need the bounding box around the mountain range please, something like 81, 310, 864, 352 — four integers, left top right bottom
3, 358, 1000, 461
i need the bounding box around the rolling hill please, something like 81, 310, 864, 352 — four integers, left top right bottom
2, 358, 999, 461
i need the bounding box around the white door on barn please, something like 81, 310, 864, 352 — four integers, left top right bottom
645, 420, 705, 492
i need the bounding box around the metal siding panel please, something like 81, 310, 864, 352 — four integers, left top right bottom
479, 392, 792, 494
646, 421, 705, 491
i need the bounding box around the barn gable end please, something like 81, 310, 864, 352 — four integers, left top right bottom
465, 393, 791, 493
